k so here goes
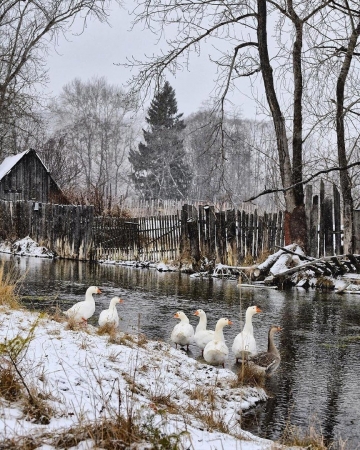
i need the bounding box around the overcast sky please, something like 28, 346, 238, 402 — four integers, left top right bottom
46, 3, 258, 119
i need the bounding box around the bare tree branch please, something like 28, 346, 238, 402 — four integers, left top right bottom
245, 161, 360, 202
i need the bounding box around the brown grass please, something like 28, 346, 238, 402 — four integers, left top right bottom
110, 332, 148, 347
22, 388, 54, 425
52, 417, 143, 449
64, 315, 83, 331
185, 403, 230, 434
0, 437, 38, 450
229, 362, 266, 388
280, 424, 327, 449
97, 322, 118, 340
0, 364, 22, 401
187, 385, 217, 403
0, 264, 21, 309
48, 304, 66, 323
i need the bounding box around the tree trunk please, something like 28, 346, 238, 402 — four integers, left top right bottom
257, 0, 307, 249
336, 20, 360, 254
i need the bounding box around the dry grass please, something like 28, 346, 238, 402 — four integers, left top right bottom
230, 362, 266, 388
187, 385, 217, 403
64, 315, 83, 331
48, 304, 66, 323
280, 424, 327, 449
0, 437, 38, 450
0, 364, 22, 401
185, 403, 230, 434
97, 322, 118, 340
22, 388, 54, 425
0, 263, 21, 309
52, 417, 143, 449
110, 332, 148, 347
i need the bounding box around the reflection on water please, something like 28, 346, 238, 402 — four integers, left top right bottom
1, 253, 360, 447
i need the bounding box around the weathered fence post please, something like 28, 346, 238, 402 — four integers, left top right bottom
333, 184, 342, 254
179, 204, 200, 268
309, 195, 319, 258
354, 210, 360, 254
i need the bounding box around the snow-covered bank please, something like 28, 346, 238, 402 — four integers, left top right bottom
0, 236, 54, 258
0, 307, 279, 450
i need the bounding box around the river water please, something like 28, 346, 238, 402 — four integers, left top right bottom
1, 253, 360, 448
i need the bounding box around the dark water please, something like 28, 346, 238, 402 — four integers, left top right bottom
1, 253, 360, 448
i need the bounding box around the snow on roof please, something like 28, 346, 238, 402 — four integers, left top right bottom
0, 149, 50, 182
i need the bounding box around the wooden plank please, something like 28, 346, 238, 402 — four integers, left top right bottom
305, 184, 313, 251
333, 184, 342, 254
309, 195, 319, 258
319, 180, 325, 257
226, 209, 237, 266
324, 197, 333, 256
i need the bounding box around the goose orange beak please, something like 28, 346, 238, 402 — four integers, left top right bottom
174, 313, 179, 319
228, 320, 233, 326
256, 306, 262, 313
194, 310, 199, 316
96, 288, 102, 294
119, 298, 124, 304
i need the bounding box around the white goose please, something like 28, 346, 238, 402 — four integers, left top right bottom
98, 297, 123, 327
64, 286, 101, 324
171, 311, 194, 351
203, 318, 233, 368
232, 305, 262, 363
193, 309, 215, 356
248, 325, 282, 376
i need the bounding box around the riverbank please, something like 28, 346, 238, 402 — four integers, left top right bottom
0, 305, 281, 450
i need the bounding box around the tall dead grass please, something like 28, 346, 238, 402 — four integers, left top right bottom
0, 263, 21, 308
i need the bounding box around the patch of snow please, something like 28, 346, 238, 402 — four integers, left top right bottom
0, 307, 277, 450
0, 150, 29, 181
0, 236, 54, 258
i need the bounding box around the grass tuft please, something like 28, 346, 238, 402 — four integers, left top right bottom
230, 362, 266, 388
0, 365, 22, 401
0, 263, 21, 309
97, 322, 118, 340
280, 423, 327, 449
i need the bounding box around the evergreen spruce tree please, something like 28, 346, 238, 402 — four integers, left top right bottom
129, 81, 191, 200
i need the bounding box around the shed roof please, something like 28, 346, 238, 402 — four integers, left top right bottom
0, 149, 50, 181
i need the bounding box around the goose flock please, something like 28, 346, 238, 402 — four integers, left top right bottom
171, 306, 282, 375
63, 287, 281, 376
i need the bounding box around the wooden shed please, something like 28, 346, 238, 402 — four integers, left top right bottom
0, 149, 68, 204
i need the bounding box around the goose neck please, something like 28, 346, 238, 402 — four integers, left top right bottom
267, 330, 280, 356
85, 293, 95, 302
243, 311, 254, 333
214, 324, 225, 341
196, 314, 207, 332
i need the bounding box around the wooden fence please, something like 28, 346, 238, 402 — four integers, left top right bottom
1, 182, 359, 264
93, 204, 284, 265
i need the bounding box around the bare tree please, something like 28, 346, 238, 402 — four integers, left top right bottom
0, 0, 121, 159
49, 77, 137, 210
125, 0, 333, 250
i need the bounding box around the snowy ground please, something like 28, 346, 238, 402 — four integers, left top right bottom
0, 307, 284, 450
0, 237, 54, 258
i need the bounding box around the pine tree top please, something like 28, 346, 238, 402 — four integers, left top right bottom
146, 81, 185, 130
